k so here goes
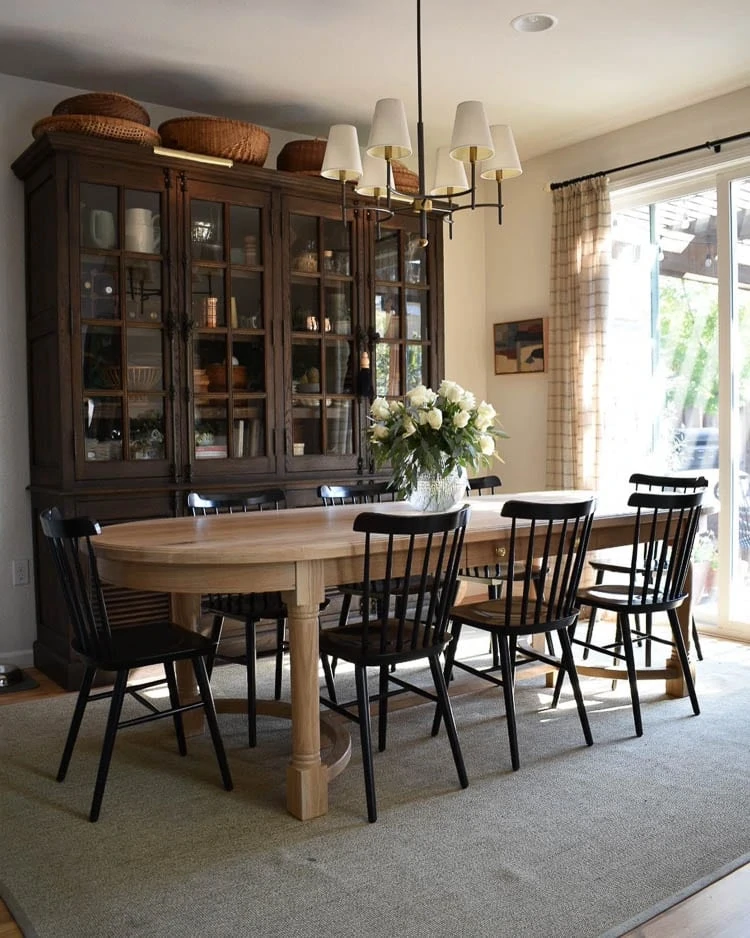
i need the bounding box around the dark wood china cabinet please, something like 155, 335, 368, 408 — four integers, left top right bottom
12, 132, 445, 688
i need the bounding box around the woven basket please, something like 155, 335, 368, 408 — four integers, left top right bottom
276, 139, 328, 174
52, 92, 150, 126
392, 161, 419, 195
32, 114, 160, 146
158, 117, 270, 166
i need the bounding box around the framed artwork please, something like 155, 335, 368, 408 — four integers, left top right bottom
493, 318, 547, 374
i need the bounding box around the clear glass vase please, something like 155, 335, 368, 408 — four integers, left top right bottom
406, 465, 468, 512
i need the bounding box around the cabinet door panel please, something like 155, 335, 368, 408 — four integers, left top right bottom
285, 198, 359, 472
183, 180, 275, 480
75, 167, 173, 480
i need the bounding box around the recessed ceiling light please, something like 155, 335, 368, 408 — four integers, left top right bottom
511, 12, 558, 33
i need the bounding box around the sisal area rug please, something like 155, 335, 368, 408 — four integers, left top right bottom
1, 635, 749, 938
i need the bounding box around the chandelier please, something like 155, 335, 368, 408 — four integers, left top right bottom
320, 0, 522, 246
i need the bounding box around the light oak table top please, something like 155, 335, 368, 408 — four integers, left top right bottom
93, 491, 695, 820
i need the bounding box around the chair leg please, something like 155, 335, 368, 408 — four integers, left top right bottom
245, 618, 258, 748
557, 626, 593, 746
274, 616, 285, 701
378, 665, 389, 753
550, 623, 574, 709
618, 613, 643, 737
644, 613, 653, 667
57, 664, 96, 782
89, 668, 129, 823
582, 569, 605, 659
667, 609, 701, 715
163, 661, 187, 756
354, 665, 377, 823
320, 649, 337, 702
206, 614, 224, 678
692, 616, 704, 661
497, 633, 521, 770
432, 622, 462, 736
192, 655, 233, 791
428, 655, 468, 789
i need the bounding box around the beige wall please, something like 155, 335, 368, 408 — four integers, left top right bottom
2, 72, 750, 662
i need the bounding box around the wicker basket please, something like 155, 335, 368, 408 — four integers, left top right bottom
127, 365, 163, 390
158, 117, 270, 166
276, 139, 328, 175
392, 161, 419, 195
52, 92, 150, 126
32, 114, 160, 146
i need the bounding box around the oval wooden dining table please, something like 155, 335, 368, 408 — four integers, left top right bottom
92, 491, 697, 820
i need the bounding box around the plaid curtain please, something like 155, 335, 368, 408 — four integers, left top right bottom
546, 176, 611, 489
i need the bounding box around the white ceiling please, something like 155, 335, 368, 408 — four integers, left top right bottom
2, 0, 750, 162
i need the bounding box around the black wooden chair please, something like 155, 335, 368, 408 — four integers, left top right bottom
319, 506, 471, 822
582, 473, 708, 664
436, 496, 597, 771
565, 489, 704, 737
39, 507, 232, 822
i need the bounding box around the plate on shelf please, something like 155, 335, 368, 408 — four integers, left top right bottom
297, 382, 320, 393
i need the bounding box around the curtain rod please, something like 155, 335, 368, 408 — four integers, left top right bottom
549, 130, 750, 190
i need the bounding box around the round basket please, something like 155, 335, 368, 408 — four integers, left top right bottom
52, 92, 150, 126
158, 117, 270, 166
276, 139, 328, 174
392, 161, 419, 195
32, 114, 160, 146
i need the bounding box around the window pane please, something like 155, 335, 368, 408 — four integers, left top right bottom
83, 396, 122, 461
191, 200, 223, 261
82, 256, 119, 320
81, 184, 118, 251
125, 260, 162, 323
194, 398, 228, 458
375, 344, 400, 397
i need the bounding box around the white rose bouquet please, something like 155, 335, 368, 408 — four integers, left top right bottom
368, 380, 507, 498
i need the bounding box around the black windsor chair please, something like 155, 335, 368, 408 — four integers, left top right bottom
39, 508, 232, 822
562, 489, 704, 737
582, 474, 708, 664
436, 496, 597, 771
319, 505, 471, 823
187, 489, 335, 746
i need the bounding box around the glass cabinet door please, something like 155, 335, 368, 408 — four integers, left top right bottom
188, 190, 273, 471
288, 205, 358, 466
79, 180, 170, 470
373, 223, 433, 400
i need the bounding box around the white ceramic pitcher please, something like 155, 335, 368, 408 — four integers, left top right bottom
125, 208, 161, 253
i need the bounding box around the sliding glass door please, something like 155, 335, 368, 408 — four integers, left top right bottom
606, 168, 750, 640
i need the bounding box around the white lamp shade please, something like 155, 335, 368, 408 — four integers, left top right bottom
366, 99, 412, 159
480, 125, 523, 180
430, 146, 469, 196
321, 125, 363, 182
355, 153, 413, 202
449, 101, 494, 162
355, 152, 392, 198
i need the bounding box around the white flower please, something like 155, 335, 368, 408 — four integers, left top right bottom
407, 384, 436, 408
475, 400, 497, 431
402, 415, 417, 437
389, 399, 404, 414
372, 424, 390, 441
370, 397, 391, 421
438, 379, 462, 403
426, 408, 443, 430
417, 409, 430, 426
452, 410, 470, 428
479, 434, 495, 455
458, 390, 476, 411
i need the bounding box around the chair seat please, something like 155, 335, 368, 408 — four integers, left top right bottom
320, 620, 447, 667
336, 576, 434, 598
72, 621, 215, 671
451, 598, 576, 636
577, 583, 687, 615
202, 591, 287, 621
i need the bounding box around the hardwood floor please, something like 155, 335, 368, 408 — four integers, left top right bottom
1, 664, 748, 937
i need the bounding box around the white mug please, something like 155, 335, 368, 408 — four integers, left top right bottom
90, 210, 116, 249
125, 209, 160, 253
